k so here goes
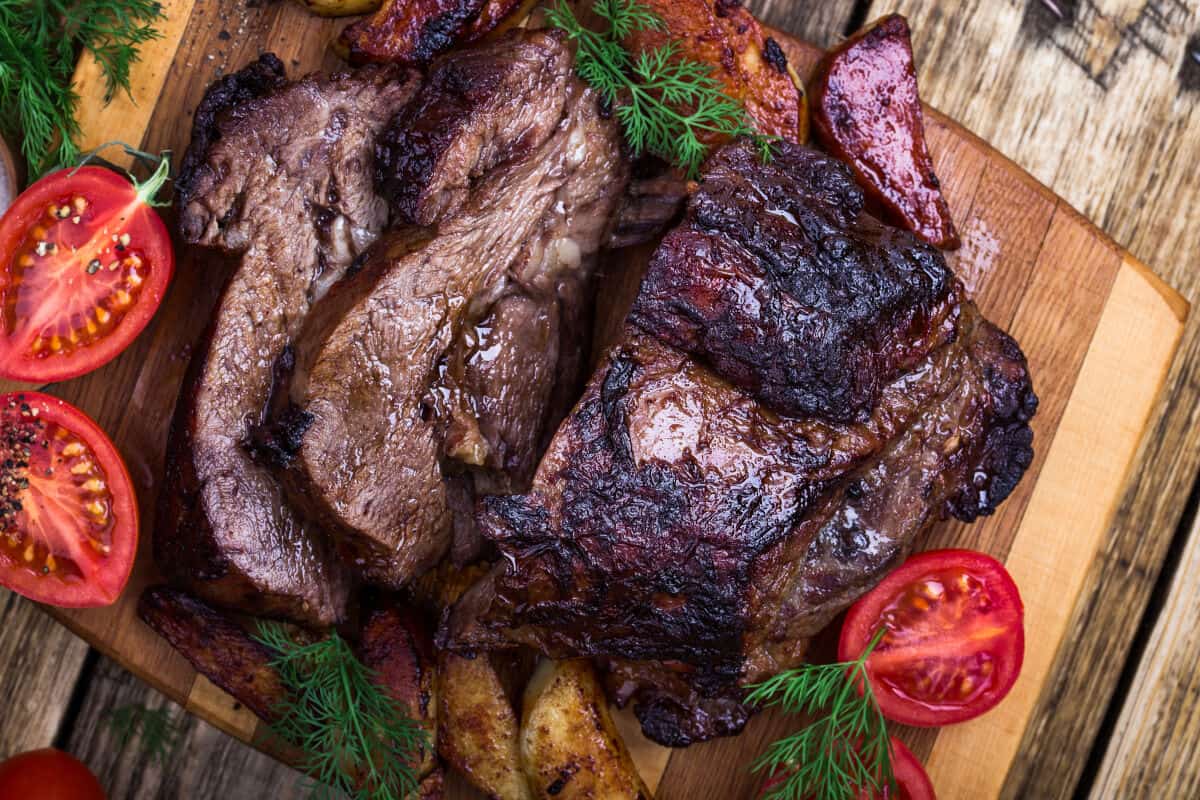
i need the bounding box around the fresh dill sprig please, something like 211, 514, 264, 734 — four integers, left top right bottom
746, 629, 894, 800
546, 0, 769, 177
0, 0, 164, 176
104, 702, 183, 767
254, 622, 429, 800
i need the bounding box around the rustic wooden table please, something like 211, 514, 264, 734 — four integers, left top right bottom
1, 1, 1198, 797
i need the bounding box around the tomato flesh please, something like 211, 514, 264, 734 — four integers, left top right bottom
0, 392, 137, 606
839, 549, 1024, 727
0, 166, 172, 382
758, 736, 935, 799
0, 749, 106, 800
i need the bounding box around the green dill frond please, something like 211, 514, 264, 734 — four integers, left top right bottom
104, 703, 183, 767
547, 0, 768, 177
746, 629, 895, 800
0, 0, 164, 176
255, 622, 430, 800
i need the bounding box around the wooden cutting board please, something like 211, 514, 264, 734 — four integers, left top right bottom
8, 0, 1184, 797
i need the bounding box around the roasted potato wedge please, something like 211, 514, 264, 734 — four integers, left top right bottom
811, 14, 959, 248
336, 0, 534, 64
357, 605, 440, 777
462, 0, 539, 41
439, 652, 534, 800
625, 0, 801, 145
292, 0, 382, 18
521, 660, 652, 800
138, 585, 289, 724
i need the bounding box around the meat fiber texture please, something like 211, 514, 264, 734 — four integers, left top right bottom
158, 56, 419, 627
447, 139, 1037, 747
270, 30, 630, 589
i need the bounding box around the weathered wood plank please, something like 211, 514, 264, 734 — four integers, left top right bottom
744, 0, 858, 47
64, 657, 310, 800
0, 591, 90, 758
863, 1, 1200, 798
1088, 509, 1200, 799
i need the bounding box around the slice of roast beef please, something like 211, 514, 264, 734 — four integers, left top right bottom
446, 139, 1036, 746
156, 58, 419, 627
270, 30, 628, 588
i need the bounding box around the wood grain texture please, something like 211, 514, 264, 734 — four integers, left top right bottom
0, 591, 90, 758
70, 0, 197, 165
863, 2, 1200, 797
8, 1, 1193, 798
63, 657, 310, 800
744, 0, 856, 47
1089, 509, 1200, 799
47, 6, 1189, 799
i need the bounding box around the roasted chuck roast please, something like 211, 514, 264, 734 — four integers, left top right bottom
447, 139, 1037, 746
268, 30, 629, 588
157, 58, 419, 627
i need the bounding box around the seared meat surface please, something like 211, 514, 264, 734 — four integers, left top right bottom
447, 140, 1036, 746
157, 57, 419, 627
272, 30, 628, 588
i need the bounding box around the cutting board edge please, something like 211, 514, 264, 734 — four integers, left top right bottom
28, 8, 1191, 799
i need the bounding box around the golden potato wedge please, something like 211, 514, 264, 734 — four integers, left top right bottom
521, 660, 652, 800
462, 0, 540, 41
336, 0, 536, 64
439, 652, 534, 800
625, 0, 801, 145
292, 0, 381, 17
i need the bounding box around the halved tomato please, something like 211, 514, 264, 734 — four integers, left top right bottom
0, 163, 173, 382
758, 736, 935, 799
0, 392, 137, 606
839, 549, 1024, 727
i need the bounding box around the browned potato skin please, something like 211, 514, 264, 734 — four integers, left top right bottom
292, 0, 381, 18
336, 0, 534, 64
439, 652, 535, 800
462, 0, 540, 41
358, 605, 440, 777
521, 660, 652, 800
625, 0, 801, 145
138, 585, 288, 723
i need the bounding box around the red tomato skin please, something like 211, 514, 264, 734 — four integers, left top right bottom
888, 737, 936, 800
757, 736, 935, 800
839, 549, 1024, 727
0, 392, 138, 607
0, 749, 106, 800
0, 166, 173, 383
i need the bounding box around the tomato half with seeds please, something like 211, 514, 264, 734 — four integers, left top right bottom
758, 736, 935, 799
839, 549, 1024, 727
0, 392, 137, 606
0, 163, 173, 382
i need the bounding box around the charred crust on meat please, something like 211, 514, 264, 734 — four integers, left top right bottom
413, 0, 484, 64
600, 352, 636, 464
176, 53, 287, 211
763, 37, 787, 73
452, 139, 1039, 746
375, 30, 571, 226
634, 694, 751, 747
631, 142, 957, 422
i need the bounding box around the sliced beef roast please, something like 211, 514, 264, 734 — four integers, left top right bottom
447, 140, 1037, 746
271, 30, 628, 588
156, 57, 419, 627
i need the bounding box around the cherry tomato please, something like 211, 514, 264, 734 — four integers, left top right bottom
0, 392, 137, 606
758, 736, 935, 799
0, 163, 173, 382
839, 549, 1024, 727
0, 749, 105, 800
